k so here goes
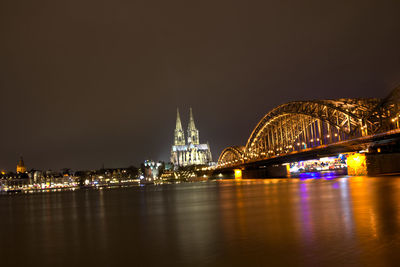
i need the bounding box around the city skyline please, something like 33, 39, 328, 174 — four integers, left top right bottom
2, 1, 400, 266
1, 0, 400, 171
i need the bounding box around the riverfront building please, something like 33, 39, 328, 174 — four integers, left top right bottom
171, 108, 212, 167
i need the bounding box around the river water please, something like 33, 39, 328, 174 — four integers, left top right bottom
1, 176, 400, 266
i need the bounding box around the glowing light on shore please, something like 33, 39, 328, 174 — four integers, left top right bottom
234, 169, 242, 179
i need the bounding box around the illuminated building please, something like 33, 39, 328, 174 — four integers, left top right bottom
16, 156, 27, 173
171, 108, 212, 167
144, 160, 162, 179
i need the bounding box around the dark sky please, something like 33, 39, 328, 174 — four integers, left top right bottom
1, 0, 400, 171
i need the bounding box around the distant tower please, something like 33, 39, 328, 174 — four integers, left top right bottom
16, 156, 27, 173
174, 108, 185, 146
187, 107, 199, 145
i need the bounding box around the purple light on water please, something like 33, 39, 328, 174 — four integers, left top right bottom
299, 172, 321, 179
298, 171, 339, 180
300, 183, 308, 193
332, 182, 340, 189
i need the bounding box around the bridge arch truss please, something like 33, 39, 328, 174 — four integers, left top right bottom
216, 85, 400, 167
217, 146, 245, 166
245, 99, 384, 160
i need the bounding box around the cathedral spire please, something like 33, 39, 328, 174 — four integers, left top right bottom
176, 108, 183, 131
174, 108, 185, 146
188, 107, 196, 130
187, 107, 199, 145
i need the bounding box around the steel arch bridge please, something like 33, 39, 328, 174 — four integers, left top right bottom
217, 146, 245, 166
217, 86, 400, 167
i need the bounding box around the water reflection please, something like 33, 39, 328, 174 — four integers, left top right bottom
1, 177, 400, 266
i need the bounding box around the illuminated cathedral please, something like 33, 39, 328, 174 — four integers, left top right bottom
171, 108, 212, 167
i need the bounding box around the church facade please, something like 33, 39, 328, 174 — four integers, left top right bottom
171, 108, 212, 167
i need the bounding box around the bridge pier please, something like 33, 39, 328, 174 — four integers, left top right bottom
347, 152, 400, 176
347, 153, 367, 176
366, 152, 400, 176
242, 165, 289, 179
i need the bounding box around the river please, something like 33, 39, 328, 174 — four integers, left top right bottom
1, 176, 400, 266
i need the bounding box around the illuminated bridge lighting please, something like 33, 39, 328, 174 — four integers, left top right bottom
217, 85, 400, 168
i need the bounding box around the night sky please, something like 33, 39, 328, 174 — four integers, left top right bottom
1, 0, 400, 171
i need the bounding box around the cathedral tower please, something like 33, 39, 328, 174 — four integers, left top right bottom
187, 107, 199, 145
174, 108, 185, 146
171, 108, 212, 167
16, 156, 26, 173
